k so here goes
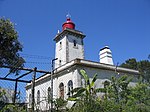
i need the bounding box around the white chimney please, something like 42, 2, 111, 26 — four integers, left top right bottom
99, 46, 114, 65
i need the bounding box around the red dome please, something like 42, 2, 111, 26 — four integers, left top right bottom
62, 17, 75, 30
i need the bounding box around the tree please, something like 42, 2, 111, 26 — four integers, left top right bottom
120, 58, 138, 70
0, 18, 25, 74
0, 87, 6, 110
102, 76, 150, 112
138, 60, 150, 82
120, 58, 150, 83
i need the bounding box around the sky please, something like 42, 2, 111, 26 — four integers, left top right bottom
0, 0, 150, 102
0, 0, 150, 72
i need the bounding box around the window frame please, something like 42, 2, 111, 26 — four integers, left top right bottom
59, 41, 62, 50
73, 40, 78, 48
37, 90, 40, 105
29, 94, 32, 107
47, 87, 51, 103
68, 80, 73, 97
59, 82, 64, 99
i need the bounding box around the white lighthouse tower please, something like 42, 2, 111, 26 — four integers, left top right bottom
54, 15, 86, 68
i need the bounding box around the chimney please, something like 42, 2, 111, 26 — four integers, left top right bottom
99, 46, 114, 65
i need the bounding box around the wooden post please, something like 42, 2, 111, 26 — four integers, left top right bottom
31, 67, 37, 112
13, 80, 18, 104
51, 58, 58, 112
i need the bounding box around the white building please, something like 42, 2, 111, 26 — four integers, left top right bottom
26, 16, 139, 111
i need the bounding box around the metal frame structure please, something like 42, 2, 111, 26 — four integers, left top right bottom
0, 65, 50, 112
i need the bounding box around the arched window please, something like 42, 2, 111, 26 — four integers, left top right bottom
47, 87, 51, 103
59, 83, 64, 99
103, 80, 110, 88
68, 80, 73, 97
37, 90, 40, 105
29, 94, 32, 107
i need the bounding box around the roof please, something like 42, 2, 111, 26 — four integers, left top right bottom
26, 58, 140, 89
54, 28, 86, 42
54, 58, 140, 75
100, 46, 110, 51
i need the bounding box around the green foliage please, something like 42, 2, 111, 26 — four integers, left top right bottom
120, 58, 150, 83
53, 98, 67, 112
67, 70, 150, 112
68, 70, 98, 101
0, 104, 26, 112
103, 76, 150, 112
68, 70, 101, 112
0, 87, 26, 112
0, 18, 25, 74
138, 60, 150, 82
108, 76, 132, 103
131, 83, 150, 106
0, 87, 6, 97
120, 58, 138, 70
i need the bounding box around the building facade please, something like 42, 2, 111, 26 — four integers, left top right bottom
26, 16, 139, 111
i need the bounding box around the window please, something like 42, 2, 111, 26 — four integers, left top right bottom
47, 87, 51, 103
81, 40, 84, 45
29, 94, 32, 107
59, 60, 62, 66
59, 83, 64, 99
37, 90, 40, 105
59, 42, 62, 50
103, 80, 110, 88
68, 80, 73, 97
73, 40, 77, 47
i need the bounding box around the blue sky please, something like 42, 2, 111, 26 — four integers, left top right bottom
0, 0, 150, 102
0, 0, 150, 71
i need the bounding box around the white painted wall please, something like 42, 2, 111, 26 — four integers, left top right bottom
53, 69, 79, 99
55, 35, 67, 68
26, 89, 31, 109
67, 35, 84, 61
55, 34, 84, 68
26, 79, 51, 111
26, 69, 80, 110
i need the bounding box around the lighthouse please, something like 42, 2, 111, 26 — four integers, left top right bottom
54, 15, 86, 68
62, 14, 75, 30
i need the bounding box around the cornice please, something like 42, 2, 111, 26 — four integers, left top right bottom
54, 28, 86, 42
26, 58, 140, 90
